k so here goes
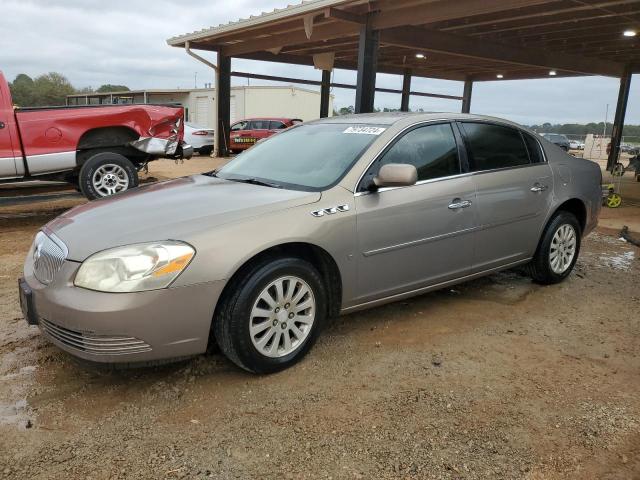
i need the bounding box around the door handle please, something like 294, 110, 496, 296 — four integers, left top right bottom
448, 199, 472, 210
531, 183, 548, 193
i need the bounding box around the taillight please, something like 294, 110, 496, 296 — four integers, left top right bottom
192, 131, 209, 136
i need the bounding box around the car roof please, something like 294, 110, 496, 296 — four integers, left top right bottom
310, 112, 531, 130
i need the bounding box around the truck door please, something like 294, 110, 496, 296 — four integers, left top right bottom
0, 84, 20, 178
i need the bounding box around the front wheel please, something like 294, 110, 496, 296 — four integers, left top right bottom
527, 211, 581, 285
214, 257, 327, 374
79, 152, 139, 200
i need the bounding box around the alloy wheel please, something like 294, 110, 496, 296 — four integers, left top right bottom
249, 275, 316, 358
549, 224, 577, 274
92, 164, 130, 196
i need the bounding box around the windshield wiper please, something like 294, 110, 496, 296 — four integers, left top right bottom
232, 177, 282, 189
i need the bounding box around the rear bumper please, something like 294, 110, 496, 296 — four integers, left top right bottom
23, 258, 224, 364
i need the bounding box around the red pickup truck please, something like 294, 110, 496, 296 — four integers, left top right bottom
0, 71, 192, 199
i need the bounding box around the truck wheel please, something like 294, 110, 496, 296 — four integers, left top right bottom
79, 152, 139, 200
214, 257, 327, 374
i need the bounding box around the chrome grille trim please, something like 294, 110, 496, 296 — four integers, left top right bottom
40, 319, 152, 355
32, 231, 67, 285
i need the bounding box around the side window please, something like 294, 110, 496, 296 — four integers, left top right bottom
462, 122, 530, 171
361, 123, 460, 190
231, 121, 246, 131
522, 132, 545, 163
270, 121, 287, 130
251, 120, 269, 130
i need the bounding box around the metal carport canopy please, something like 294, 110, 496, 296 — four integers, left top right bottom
167, 0, 638, 163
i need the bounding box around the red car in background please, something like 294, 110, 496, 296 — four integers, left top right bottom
229, 117, 302, 153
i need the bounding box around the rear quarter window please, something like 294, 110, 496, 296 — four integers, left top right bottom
522, 133, 545, 163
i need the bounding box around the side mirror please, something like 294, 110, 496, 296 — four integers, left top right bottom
372, 163, 418, 189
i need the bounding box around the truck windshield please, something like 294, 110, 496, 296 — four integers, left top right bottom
216, 123, 385, 191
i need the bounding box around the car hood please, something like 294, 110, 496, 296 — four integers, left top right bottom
46, 174, 321, 261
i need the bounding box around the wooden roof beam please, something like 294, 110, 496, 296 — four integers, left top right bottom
222, 21, 358, 56
323, 7, 366, 24
370, 0, 561, 30
441, 0, 639, 32
379, 25, 625, 77
465, 8, 640, 36
220, 0, 560, 57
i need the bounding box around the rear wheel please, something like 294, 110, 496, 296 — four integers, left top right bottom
198, 145, 213, 156
79, 152, 138, 200
214, 257, 327, 374
528, 211, 581, 284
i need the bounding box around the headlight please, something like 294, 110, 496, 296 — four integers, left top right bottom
74, 241, 195, 293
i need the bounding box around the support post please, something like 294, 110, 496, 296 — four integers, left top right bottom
607, 66, 633, 171
461, 78, 473, 114
216, 54, 231, 157
400, 69, 411, 112
355, 15, 379, 114
320, 69, 331, 118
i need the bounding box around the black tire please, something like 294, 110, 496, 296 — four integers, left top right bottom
214, 257, 327, 374
528, 211, 581, 285
78, 152, 139, 200
198, 145, 213, 156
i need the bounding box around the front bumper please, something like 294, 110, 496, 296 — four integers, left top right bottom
22, 257, 224, 364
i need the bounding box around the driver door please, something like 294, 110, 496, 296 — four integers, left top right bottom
353, 122, 476, 305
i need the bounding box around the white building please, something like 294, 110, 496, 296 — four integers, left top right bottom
67, 86, 334, 128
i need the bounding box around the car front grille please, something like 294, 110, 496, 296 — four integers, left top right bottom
40, 318, 152, 355
32, 232, 67, 285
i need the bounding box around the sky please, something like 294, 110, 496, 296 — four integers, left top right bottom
1, 0, 638, 126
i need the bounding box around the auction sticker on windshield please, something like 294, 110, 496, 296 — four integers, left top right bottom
343, 126, 386, 135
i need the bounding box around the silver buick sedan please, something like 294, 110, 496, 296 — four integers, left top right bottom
20, 113, 602, 373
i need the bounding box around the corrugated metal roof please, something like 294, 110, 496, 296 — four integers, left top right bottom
167, 0, 354, 46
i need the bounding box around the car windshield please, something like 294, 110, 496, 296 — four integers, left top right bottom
216, 123, 385, 191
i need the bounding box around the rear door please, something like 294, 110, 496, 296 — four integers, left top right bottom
459, 122, 553, 272
267, 120, 288, 140
354, 122, 476, 304
251, 120, 271, 142
0, 86, 20, 178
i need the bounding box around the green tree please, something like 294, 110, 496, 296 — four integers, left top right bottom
31, 72, 75, 106
8, 74, 35, 106
528, 122, 640, 138
96, 84, 130, 93
338, 106, 355, 115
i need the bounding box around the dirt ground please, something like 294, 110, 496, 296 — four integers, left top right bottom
1, 158, 639, 479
